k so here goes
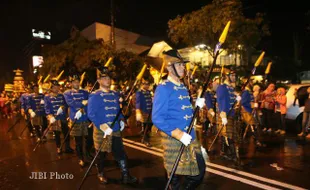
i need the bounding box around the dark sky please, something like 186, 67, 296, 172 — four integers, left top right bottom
0, 0, 309, 86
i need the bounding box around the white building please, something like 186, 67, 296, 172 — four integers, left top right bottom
81, 22, 154, 55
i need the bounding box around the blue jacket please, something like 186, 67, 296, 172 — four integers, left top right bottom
136, 89, 152, 114
27, 93, 45, 116
205, 91, 215, 110
87, 90, 123, 132
152, 79, 195, 139
241, 88, 254, 113
64, 89, 89, 122
216, 84, 236, 117
44, 93, 68, 120
20, 93, 30, 110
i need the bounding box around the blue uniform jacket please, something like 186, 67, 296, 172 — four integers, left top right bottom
64, 89, 89, 122
87, 90, 123, 132
136, 89, 152, 114
27, 93, 45, 116
152, 79, 195, 139
20, 93, 30, 110
241, 89, 254, 113
216, 84, 236, 117
44, 94, 68, 120
205, 91, 215, 110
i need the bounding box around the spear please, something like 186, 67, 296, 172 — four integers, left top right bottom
80, 72, 86, 86
191, 65, 198, 78
6, 116, 23, 133
78, 63, 147, 190
164, 21, 231, 190
33, 124, 52, 152
104, 57, 113, 67
43, 74, 50, 83
37, 75, 43, 84
55, 70, 64, 81
208, 51, 265, 152
263, 62, 272, 85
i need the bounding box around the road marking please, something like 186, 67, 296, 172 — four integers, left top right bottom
123, 138, 163, 153
123, 142, 163, 157
123, 138, 308, 190
206, 162, 307, 190
207, 168, 281, 190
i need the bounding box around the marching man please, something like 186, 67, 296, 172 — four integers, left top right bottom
44, 80, 74, 154
64, 74, 92, 167
135, 78, 153, 146
88, 67, 137, 184
152, 49, 206, 190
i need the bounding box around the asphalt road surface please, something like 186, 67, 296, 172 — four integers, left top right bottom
1, 117, 310, 190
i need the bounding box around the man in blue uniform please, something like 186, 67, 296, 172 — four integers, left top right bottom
152, 49, 206, 190
64, 74, 92, 167
44, 80, 74, 154
27, 83, 47, 142
136, 78, 153, 146
88, 67, 137, 184
240, 79, 263, 147
216, 69, 241, 163
200, 86, 216, 135
20, 85, 34, 137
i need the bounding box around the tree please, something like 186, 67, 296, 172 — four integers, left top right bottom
168, 0, 270, 65
41, 31, 143, 83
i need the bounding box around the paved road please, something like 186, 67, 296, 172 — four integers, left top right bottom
1, 117, 310, 190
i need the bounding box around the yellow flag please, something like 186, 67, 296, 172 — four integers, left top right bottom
104, 57, 113, 67
265, 62, 272, 74
56, 70, 64, 81
80, 72, 86, 86
254, 51, 265, 67
43, 74, 50, 83
186, 62, 191, 71
192, 65, 198, 77
219, 21, 231, 44
96, 69, 101, 79
136, 64, 147, 81
37, 76, 43, 84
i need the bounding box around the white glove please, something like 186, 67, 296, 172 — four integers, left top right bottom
236, 95, 241, 102
49, 116, 56, 124
201, 146, 209, 162
40, 99, 45, 104
82, 100, 88, 106
119, 97, 123, 103
136, 112, 142, 122
195, 98, 205, 108
254, 103, 258, 108
208, 109, 215, 117
100, 124, 113, 138
120, 120, 125, 131
56, 107, 63, 115
222, 117, 228, 125
180, 132, 192, 146
74, 110, 82, 120
30, 110, 36, 118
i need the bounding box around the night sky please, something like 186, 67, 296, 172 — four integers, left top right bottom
0, 0, 309, 88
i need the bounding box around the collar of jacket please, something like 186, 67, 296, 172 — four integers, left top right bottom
168, 76, 181, 86
99, 87, 110, 93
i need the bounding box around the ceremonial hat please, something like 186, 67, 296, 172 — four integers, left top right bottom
162, 49, 189, 65
69, 74, 80, 82
98, 67, 111, 78
50, 80, 60, 86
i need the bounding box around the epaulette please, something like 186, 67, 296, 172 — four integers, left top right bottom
92, 89, 102, 94
64, 89, 71, 94
160, 79, 169, 85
